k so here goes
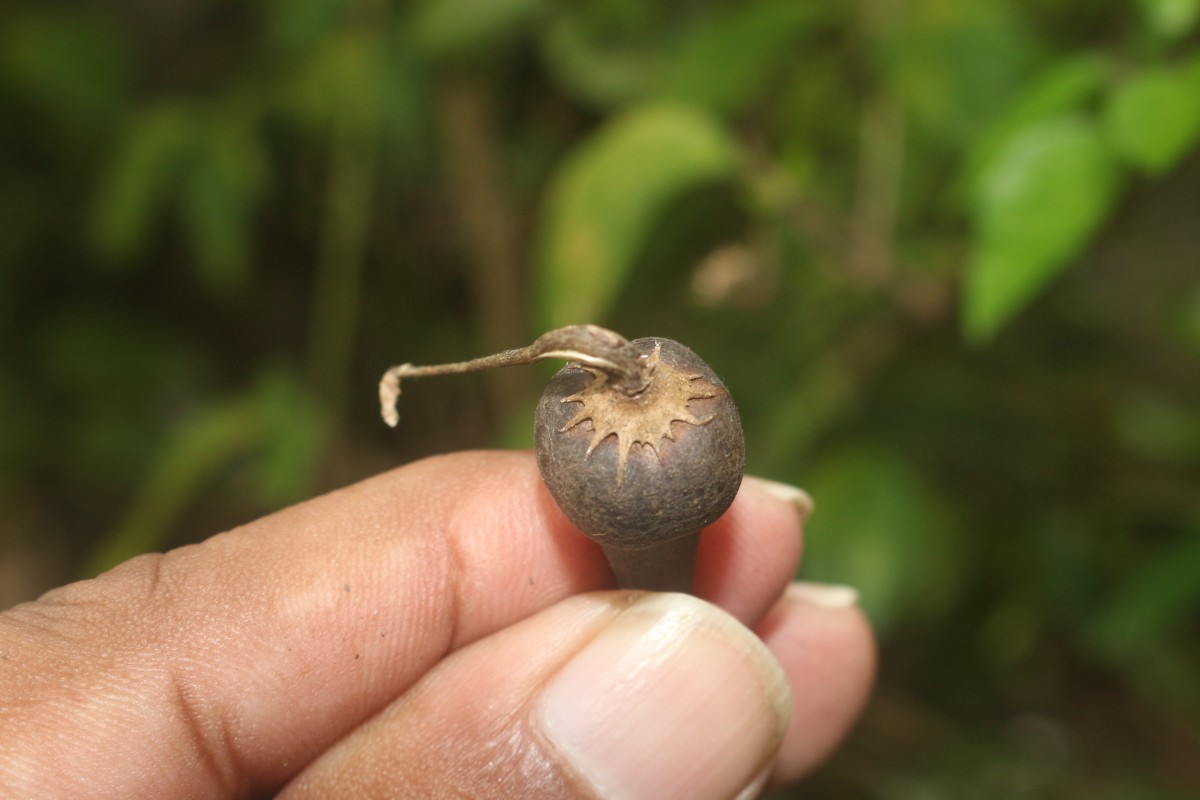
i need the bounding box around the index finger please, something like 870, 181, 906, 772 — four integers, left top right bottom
0, 450, 803, 798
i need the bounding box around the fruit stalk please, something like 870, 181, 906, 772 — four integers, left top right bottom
599, 536, 700, 593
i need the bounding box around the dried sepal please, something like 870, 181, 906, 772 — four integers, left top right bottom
558, 343, 719, 486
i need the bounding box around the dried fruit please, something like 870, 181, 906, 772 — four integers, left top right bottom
380, 325, 745, 592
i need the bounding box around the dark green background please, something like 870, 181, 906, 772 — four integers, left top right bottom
1, 0, 1198, 796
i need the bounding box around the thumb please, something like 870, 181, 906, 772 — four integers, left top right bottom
283, 592, 791, 800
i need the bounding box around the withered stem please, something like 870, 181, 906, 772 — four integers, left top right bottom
380, 325, 651, 427
600, 535, 700, 593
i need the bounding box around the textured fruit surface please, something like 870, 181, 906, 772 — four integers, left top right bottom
535, 337, 744, 550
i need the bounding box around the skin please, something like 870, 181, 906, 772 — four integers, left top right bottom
0, 451, 875, 799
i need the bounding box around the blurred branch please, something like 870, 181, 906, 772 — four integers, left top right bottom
744, 141, 854, 265
850, 0, 907, 285
307, 96, 378, 424
851, 94, 906, 284
435, 70, 529, 417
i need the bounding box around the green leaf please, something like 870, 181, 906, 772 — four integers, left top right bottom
247, 370, 329, 507
536, 104, 739, 329
179, 120, 268, 295
410, 0, 543, 59
1139, 0, 1200, 39
656, 2, 823, 114
280, 30, 386, 134
262, 0, 351, 57
90, 103, 200, 262
82, 393, 263, 576
34, 309, 208, 479
379, 31, 435, 168
90, 102, 268, 294
797, 445, 959, 634
891, 1, 1040, 148
81, 368, 326, 576
960, 53, 1112, 199
1089, 528, 1200, 658
964, 116, 1119, 342
1104, 65, 1200, 175
1113, 392, 1200, 464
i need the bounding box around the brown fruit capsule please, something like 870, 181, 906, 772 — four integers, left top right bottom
379, 325, 745, 593
535, 337, 744, 592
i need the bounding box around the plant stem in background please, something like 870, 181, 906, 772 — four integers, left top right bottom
435, 71, 530, 418
851, 0, 906, 285
307, 108, 378, 425
851, 95, 905, 283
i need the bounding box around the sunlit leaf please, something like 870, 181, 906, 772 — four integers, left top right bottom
536, 104, 739, 329
1104, 64, 1200, 175
656, 2, 823, 114
961, 53, 1112, 198
964, 116, 1119, 342
1139, 0, 1200, 39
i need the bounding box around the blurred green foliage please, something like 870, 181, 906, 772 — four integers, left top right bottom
1, 0, 1198, 796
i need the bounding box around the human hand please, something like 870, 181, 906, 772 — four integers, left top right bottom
0, 451, 874, 799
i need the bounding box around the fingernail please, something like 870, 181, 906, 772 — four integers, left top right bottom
733, 765, 772, 800
788, 581, 860, 611
755, 478, 815, 523
537, 593, 791, 800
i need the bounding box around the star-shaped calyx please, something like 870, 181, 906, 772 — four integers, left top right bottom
559, 343, 718, 486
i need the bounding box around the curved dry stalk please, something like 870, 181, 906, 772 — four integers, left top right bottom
379, 325, 653, 427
